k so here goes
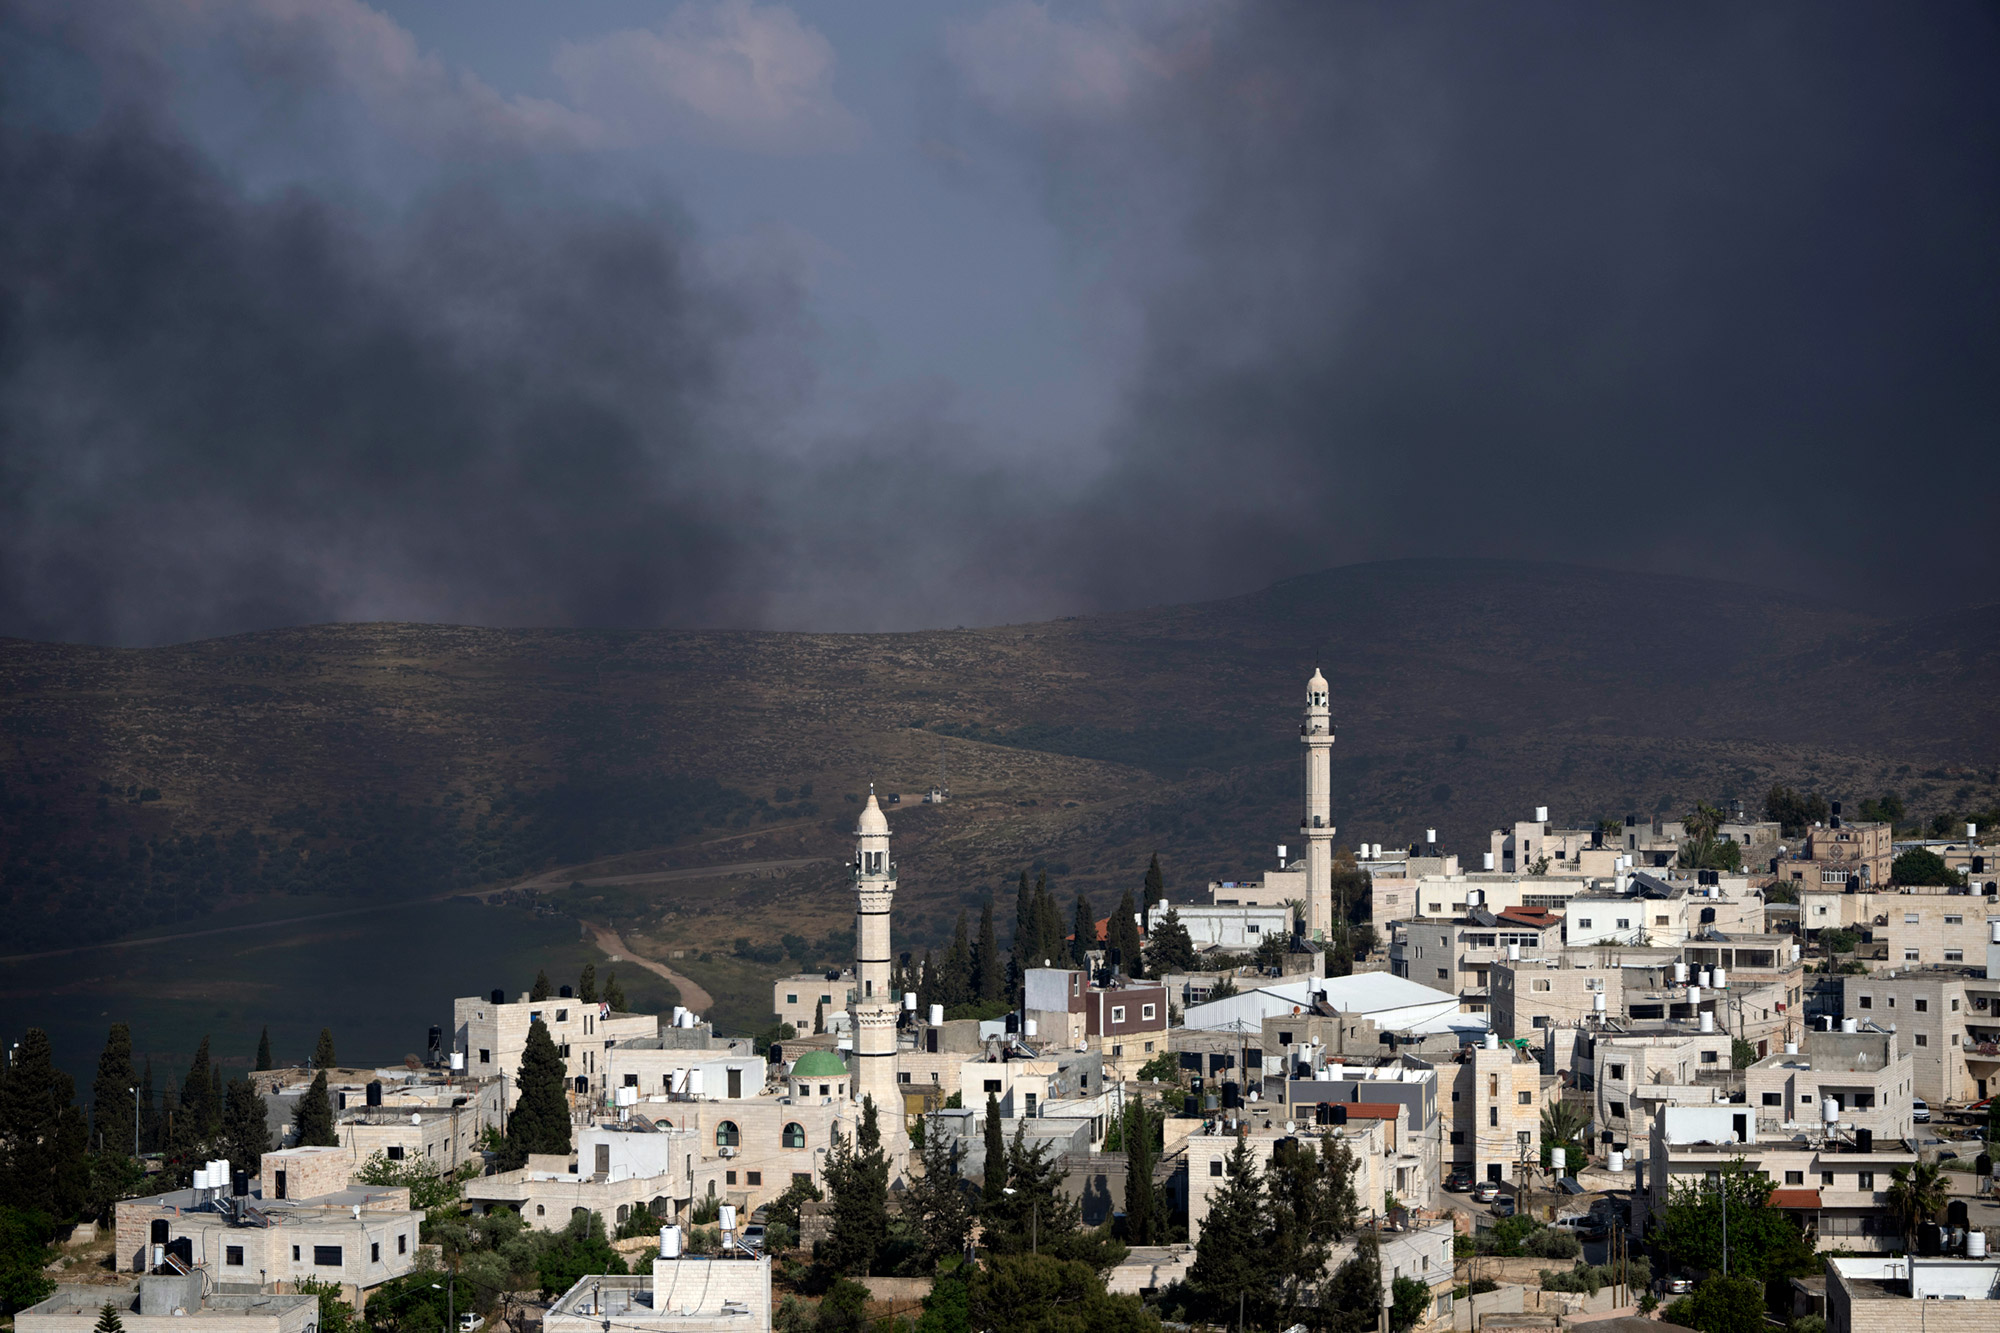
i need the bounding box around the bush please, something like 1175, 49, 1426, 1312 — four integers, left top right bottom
1788, 1318, 1826, 1333
1638, 1294, 1659, 1315
1521, 1228, 1582, 1260
1541, 1264, 1602, 1296
1470, 1278, 1499, 1295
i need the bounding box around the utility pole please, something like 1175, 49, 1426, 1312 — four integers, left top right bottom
1720, 1170, 1730, 1277
130, 1085, 140, 1159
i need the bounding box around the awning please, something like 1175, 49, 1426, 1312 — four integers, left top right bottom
1769, 1188, 1822, 1209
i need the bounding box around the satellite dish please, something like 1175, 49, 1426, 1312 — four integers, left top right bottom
410, 1113, 421, 1126
1285, 1120, 1297, 1134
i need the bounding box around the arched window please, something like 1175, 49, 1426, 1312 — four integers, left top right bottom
782, 1122, 806, 1149
716, 1121, 740, 1148
574, 1075, 589, 1093
616, 1205, 629, 1224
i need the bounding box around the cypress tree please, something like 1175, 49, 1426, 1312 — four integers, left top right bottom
941, 912, 973, 1008
1108, 888, 1144, 978
254, 1028, 272, 1072
814, 1003, 827, 1035
1012, 872, 1034, 960
1069, 893, 1095, 968
180, 1037, 218, 1132
222, 1078, 270, 1175
94, 1303, 126, 1333
918, 950, 936, 1004
577, 963, 597, 1003
292, 1071, 338, 1147
91, 1024, 137, 1149
602, 970, 625, 1012
1188, 1135, 1274, 1320
530, 969, 553, 1001
1143, 853, 1164, 906
313, 1028, 337, 1070
138, 1060, 158, 1153
974, 900, 1002, 1003
0, 1028, 73, 1214
1124, 1099, 1157, 1245
1031, 874, 1064, 966
501, 1020, 572, 1169
981, 1092, 1006, 1205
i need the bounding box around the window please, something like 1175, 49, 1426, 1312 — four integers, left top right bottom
1439, 969, 1450, 980
1888, 997, 1896, 1008
1655, 916, 1669, 926
786, 993, 798, 1005
820, 994, 832, 1006
1761, 1093, 1782, 1106
398, 1235, 407, 1255
1801, 1094, 1814, 1104
1450, 1131, 1465, 1144
1145, 1042, 1155, 1052
748, 1171, 762, 1186
1946, 915, 1963, 925
716, 1121, 740, 1148
1489, 1107, 1499, 1127
1951, 998, 1961, 1011
371, 1243, 380, 1264
1610, 1101, 1625, 1118
1247, 924, 1261, 934
1916, 999, 1929, 1013
479, 1049, 490, 1064
1858, 995, 1872, 1009
387, 1145, 404, 1161
314, 1246, 343, 1267
1785, 1171, 1804, 1185
898, 1071, 911, 1084
226, 1246, 244, 1267
1904, 950, 1920, 962
1905, 914, 1920, 924
556, 1008, 568, 1022
726, 1171, 737, 1185
1142, 1004, 1156, 1021
1578, 919, 1593, 929
1822, 1172, 1835, 1186
1607, 1064, 1625, 1080
1616, 919, 1630, 930
1532, 979, 1552, 993
1946, 950, 1964, 962
292, 1246, 300, 1261
783, 1122, 806, 1148
1915, 1033, 1928, 1047
984, 1079, 1002, 1093
1488, 1074, 1499, 1096
1700, 1051, 1718, 1064
1210, 1160, 1223, 1177
1518, 1091, 1532, 1105
1857, 1172, 1874, 1190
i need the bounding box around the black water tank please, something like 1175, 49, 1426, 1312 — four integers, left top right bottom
1325, 1103, 1348, 1126
559, 985, 573, 998
1947, 1200, 1970, 1227
1831, 801, 1843, 817
366, 1080, 383, 1107
491, 988, 505, 1005
1974, 856, 1986, 874
1918, 1223, 1942, 1256
1183, 1095, 1199, 1118
232, 1171, 249, 1197
1856, 1128, 1874, 1153
1220, 1080, 1240, 1109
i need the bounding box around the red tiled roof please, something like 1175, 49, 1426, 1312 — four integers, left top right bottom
1768, 1188, 1821, 1209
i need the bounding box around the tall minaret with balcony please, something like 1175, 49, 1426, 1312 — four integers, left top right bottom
1301, 668, 1337, 940
850, 789, 900, 1117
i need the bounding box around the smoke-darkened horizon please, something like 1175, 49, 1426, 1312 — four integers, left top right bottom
2, 1, 1995, 646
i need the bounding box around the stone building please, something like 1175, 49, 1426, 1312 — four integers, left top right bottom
452, 990, 658, 1106
20, 1279, 316, 1333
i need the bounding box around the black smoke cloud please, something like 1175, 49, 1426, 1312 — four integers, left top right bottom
975, 3, 2000, 616
2, 3, 1998, 646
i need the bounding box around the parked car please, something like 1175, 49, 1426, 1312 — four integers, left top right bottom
1491, 1196, 1516, 1218
741, 1224, 767, 1252
1446, 1168, 1476, 1193
1914, 1098, 1931, 1123
1470, 1182, 1500, 1203
1663, 1277, 1695, 1295
1553, 1215, 1609, 1241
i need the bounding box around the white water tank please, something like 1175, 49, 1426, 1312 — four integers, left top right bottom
1970, 823, 1980, 840
1790, 945, 1800, 962
1699, 1012, 1714, 1033
1674, 962, 1688, 983
660, 1225, 682, 1259
1025, 1019, 1038, 1038
1698, 970, 1712, 989
1482, 853, 1495, 871
1485, 1033, 1500, 1050
1713, 969, 1727, 990
1841, 1018, 1859, 1034
1508, 943, 1521, 961
672, 1006, 687, 1027
615, 1085, 638, 1108
1688, 986, 1702, 1005
1822, 1097, 1840, 1125
1426, 829, 1437, 844
1784, 1042, 1798, 1055
718, 1205, 737, 1232
1372, 843, 1383, 860
688, 1069, 704, 1097
904, 992, 917, 1013
1592, 991, 1606, 1013
1970, 1230, 1988, 1258
1990, 922, 2000, 946
1535, 806, 1549, 823
1277, 844, 1287, 862
1550, 1147, 1566, 1173
928, 1003, 944, 1025
450, 1051, 465, 1071
1608, 1149, 1625, 1172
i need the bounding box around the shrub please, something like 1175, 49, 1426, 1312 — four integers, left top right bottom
1521, 1228, 1582, 1260
1541, 1264, 1602, 1296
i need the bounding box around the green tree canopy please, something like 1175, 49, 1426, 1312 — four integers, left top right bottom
602, 970, 626, 1012
966, 1253, 1160, 1333
1657, 1161, 1814, 1283
1885, 1162, 1950, 1249
817, 1098, 890, 1277
1891, 849, 1959, 887
576, 963, 596, 1003
221, 1079, 269, 1175
313, 1028, 338, 1071
1107, 888, 1144, 979
90, 1025, 137, 1150
254, 1028, 272, 1072
292, 1072, 338, 1148
93, 1301, 126, 1333
1069, 893, 1096, 968
500, 1020, 571, 1169
1144, 909, 1196, 976
530, 970, 553, 1001
1187, 1136, 1271, 1316
975, 899, 1003, 1002
981, 1093, 1006, 1206
536, 1210, 627, 1296
901, 1122, 974, 1272
1662, 1273, 1765, 1333
1763, 786, 1828, 838
2, 1029, 87, 1218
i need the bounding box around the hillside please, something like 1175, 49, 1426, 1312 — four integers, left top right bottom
2, 559, 1996, 987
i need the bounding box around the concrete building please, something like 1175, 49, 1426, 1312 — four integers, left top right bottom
112, 1148, 423, 1304
20, 1279, 316, 1333
1870, 903, 2000, 973
1183, 973, 1474, 1041
1489, 810, 1621, 878
1023, 967, 1170, 1077
1826, 1254, 2000, 1333
1389, 909, 1566, 1014
1145, 898, 1293, 953
1449, 1037, 1548, 1184
605, 1046, 769, 1103
1582, 1028, 1736, 1153
1743, 1029, 1917, 1144
453, 991, 658, 1106
1841, 972, 1974, 1105
1187, 1119, 1390, 1242
1490, 960, 1619, 1038
1770, 812, 1895, 890
770, 971, 855, 1034
1277, 1060, 1442, 1206
544, 1250, 772, 1333
1643, 1096, 1920, 1253
330, 1073, 504, 1173
958, 1048, 1105, 1119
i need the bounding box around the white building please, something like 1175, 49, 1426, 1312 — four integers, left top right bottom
1181, 973, 1477, 1040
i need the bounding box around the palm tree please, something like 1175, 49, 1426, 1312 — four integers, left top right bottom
1885, 1162, 1949, 1249
1541, 1099, 1591, 1172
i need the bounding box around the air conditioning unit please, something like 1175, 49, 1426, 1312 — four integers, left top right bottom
718, 1146, 737, 1158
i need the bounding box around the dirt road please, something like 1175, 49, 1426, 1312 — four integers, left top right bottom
583, 920, 714, 1013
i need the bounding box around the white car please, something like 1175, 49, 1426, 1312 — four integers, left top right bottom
1913, 1098, 1931, 1123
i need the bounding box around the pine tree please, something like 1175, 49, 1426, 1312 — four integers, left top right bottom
138, 1060, 159, 1153
1031, 874, 1065, 967
981, 1092, 1007, 1206
254, 1028, 272, 1072
1123, 1099, 1157, 1245
313, 1028, 337, 1070
941, 912, 974, 1008
1107, 888, 1144, 978
818, 1098, 891, 1276
981, 1121, 1081, 1255
814, 1003, 827, 1035
221, 1078, 270, 1175
577, 963, 597, 1003
530, 969, 553, 1001
0, 1028, 75, 1214
918, 950, 936, 1005
1188, 1135, 1274, 1320
292, 1071, 338, 1147
94, 1302, 126, 1333
501, 1020, 572, 1169
1069, 893, 1095, 967
602, 970, 626, 1012
902, 1127, 974, 1271
91, 1024, 137, 1150
1012, 872, 1034, 961
1143, 853, 1164, 906
974, 900, 1002, 1003
1145, 908, 1196, 976
180, 1036, 219, 1133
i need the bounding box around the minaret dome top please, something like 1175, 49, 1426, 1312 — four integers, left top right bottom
856, 788, 890, 837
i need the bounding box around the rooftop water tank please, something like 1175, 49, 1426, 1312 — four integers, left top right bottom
1485, 1034, 1499, 1050
1482, 853, 1496, 871
1822, 1097, 1840, 1125
928, 1003, 944, 1026
1713, 969, 1727, 990
660, 1225, 682, 1259
1841, 1018, 1859, 1033
1608, 1149, 1626, 1172
1535, 806, 1549, 823
1699, 1012, 1714, 1033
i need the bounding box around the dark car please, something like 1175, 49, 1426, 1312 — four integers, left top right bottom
1446, 1167, 1475, 1193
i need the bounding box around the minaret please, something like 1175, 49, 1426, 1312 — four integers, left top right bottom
850, 789, 900, 1118
1300, 668, 1336, 941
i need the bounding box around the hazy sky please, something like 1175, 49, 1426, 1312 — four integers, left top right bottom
2, 1, 1995, 644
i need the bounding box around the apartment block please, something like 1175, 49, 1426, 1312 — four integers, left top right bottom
1491, 960, 1618, 1039
1022, 967, 1169, 1078
1840, 972, 1973, 1104
769, 971, 856, 1034
1826, 1254, 2000, 1333
1187, 1119, 1389, 1242
1771, 815, 1894, 890
1389, 910, 1566, 1013
1583, 1028, 1736, 1153
453, 990, 658, 1105
1743, 1029, 1917, 1143
1871, 903, 2000, 972
1448, 1039, 1547, 1184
